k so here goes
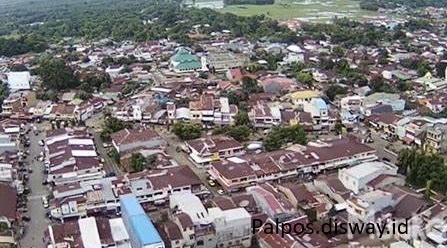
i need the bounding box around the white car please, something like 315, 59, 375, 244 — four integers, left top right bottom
42, 196, 49, 208
217, 189, 225, 195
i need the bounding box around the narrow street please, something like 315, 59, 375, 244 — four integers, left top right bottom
92, 131, 122, 176
156, 127, 220, 195
19, 123, 49, 248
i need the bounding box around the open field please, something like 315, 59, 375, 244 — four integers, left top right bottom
218, 0, 380, 21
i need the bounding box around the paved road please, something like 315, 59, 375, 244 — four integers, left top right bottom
92, 131, 122, 176
352, 130, 398, 164
85, 112, 122, 176
20, 123, 49, 248
155, 127, 220, 195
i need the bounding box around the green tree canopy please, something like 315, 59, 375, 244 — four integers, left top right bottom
37, 57, 80, 91
397, 148, 447, 194
264, 125, 307, 151
172, 122, 201, 140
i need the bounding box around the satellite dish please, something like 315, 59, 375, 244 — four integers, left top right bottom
239, 200, 249, 208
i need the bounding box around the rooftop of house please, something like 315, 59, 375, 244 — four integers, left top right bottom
110, 128, 161, 146
185, 135, 243, 154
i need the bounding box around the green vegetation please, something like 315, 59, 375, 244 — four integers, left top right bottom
397, 149, 447, 194
100, 116, 131, 141
359, 0, 447, 10
37, 56, 80, 91
213, 125, 252, 141
172, 121, 202, 140
302, 19, 388, 48
80, 71, 112, 94
0, 0, 298, 56
130, 153, 157, 172
234, 111, 252, 127
325, 85, 347, 101
296, 71, 314, 88
264, 125, 307, 151
0, 83, 10, 107
400, 59, 431, 77
241, 76, 263, 98
0, 35, 47, 56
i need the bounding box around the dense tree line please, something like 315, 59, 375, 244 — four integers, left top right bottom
0, 35, 47, 57
172, 122, 202, 140
358, 0, 447, 10
224, 0, 274, 5
397, 149, 447, 194
37, 56, 80, 91
301, 19, 390, 48
0, 0, 299, 57
264, 125, 307, 151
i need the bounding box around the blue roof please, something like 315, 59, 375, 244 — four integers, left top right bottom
120, 195, 163, 246
130, 214, 163, 245
120, 195, 145, 216
314, 98, 328, 110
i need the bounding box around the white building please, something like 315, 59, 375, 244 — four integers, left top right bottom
302, 98, 335, 131
338, 161, 398, 194
208, 207, 252, 248
170, 193, 252, 247
7, 71, 31, 91
346, 190, 394, 222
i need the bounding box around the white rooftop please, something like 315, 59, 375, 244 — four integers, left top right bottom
68, 138, 95, 146
109, 218, 130, 242
78, 217, 101, 248
7, 71, 31, 91
170, 192, 211, 225
340, 161, 395, 181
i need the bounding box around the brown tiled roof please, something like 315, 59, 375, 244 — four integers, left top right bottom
96, 217, 114, 245
393, 194, 427, 219
231, 194, 258, 212
51, 220, 81, 246
164, 221, 183, 240
257, 219, 297, 248
0, 183, 17, 220
212, 197, 236, 210
53, 182, 82, 193
148, 166, 202, 190
282, 183, 318, 205
186, 135, 243, 154
368, 113, 400, 125
51, 104, 76, 115
111, 128, 161, 146
177, 212, 194, 229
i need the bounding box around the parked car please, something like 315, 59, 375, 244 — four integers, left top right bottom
207, 179, 216, 187
42, 196, 49, 208
22, 215, 31, 222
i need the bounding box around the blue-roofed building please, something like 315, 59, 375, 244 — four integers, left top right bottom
303, 98, 336, 132
120, 194, 165, 248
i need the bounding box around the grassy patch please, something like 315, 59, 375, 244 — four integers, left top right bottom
218, 0, 379, 21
